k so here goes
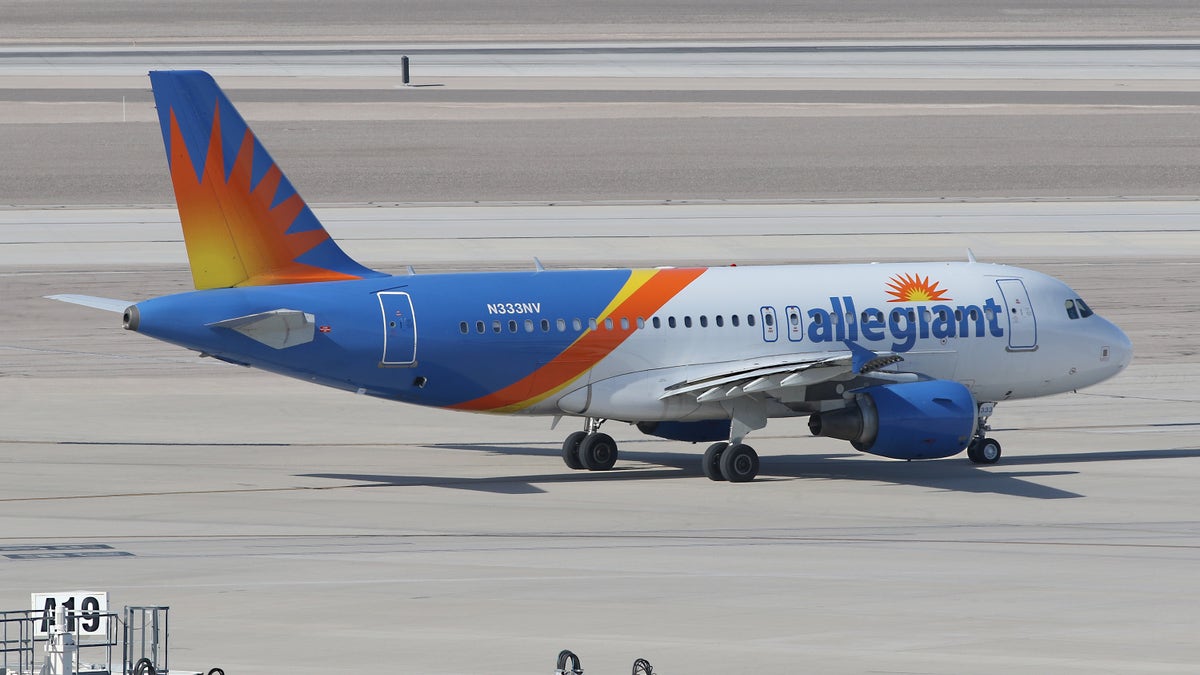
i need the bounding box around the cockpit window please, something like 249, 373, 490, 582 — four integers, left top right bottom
1065, 299, 1079, 320
1076, 298, 1094, 318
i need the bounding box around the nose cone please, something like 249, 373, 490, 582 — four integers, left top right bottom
1091, 316, 1133, 385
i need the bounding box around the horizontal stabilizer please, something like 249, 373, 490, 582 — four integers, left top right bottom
46, 294, 133, 313
208, 309, 316, 349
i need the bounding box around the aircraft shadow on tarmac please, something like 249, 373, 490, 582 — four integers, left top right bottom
299, 443, 1199, 499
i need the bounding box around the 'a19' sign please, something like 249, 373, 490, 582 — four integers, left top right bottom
31, 591, 108, 637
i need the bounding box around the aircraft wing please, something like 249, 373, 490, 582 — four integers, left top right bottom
659, 343, 904, 404
46, 294, 133, 313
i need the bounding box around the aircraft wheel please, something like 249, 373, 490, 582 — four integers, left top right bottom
967, 437, 1002, 465
579, 432, 619, 471
719, 443, 759, 482
702, 442, 728, 481
561, 431, 587, 470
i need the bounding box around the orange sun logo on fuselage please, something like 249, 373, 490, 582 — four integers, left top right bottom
885, 273, 952, 303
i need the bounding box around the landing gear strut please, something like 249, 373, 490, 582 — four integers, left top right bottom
967, 402, 1002, 465
561, 418, 619, 471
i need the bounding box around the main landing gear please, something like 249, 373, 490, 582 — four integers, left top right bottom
561, 419, 619, 471
559, 419, 762, 482
702, 441, 759, 482
966, 402, 1002, 465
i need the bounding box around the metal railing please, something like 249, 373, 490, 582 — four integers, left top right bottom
0, 606, 166, 675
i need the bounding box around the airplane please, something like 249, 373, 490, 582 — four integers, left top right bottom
50, 70, 1133, 482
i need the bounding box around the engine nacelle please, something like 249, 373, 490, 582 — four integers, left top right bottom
808, 380, 976, 460
637, 420, 731, 443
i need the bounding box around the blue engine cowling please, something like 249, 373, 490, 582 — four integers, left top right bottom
808, 380, 976, 460
637, 419, 731, 443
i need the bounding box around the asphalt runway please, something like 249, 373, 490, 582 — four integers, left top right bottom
2, 9, 1200, 674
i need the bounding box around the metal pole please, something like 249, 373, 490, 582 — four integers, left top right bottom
401, 55, 410, 86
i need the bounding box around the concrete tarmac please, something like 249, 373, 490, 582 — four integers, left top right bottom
2, 8, 1199, 674
3, 205, 1198, 673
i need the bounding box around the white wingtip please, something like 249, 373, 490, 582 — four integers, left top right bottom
46, 294, 133, 313
966, 248, 978, 263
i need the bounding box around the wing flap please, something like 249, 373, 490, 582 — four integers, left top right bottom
660, 347, 905, 402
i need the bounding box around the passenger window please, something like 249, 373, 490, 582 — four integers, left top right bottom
604, 317, 614, 330
731, 314, 740, 327
831, 313, 839, 326
508, 320, 518, 333
788, 311, 799, 327
715, 315, 724, 327
699, 315, 708, 328
637, 317, 645, 329
476, 320, 485, 334
684, 316, 693, 328
668, 316, 677, 328
955, 309, 963, 321
573, 318, 582, 331
524, 319, 534, 333
557, 318, 566, 332
652, 316, 662, 329
589, 318, 598, 331
492, 320, 502, 333
541, 319, 550, 332
764, 313, 774, 327
620, 317, 629, 330
747, 314, 756, 327
459, 321, 468, 334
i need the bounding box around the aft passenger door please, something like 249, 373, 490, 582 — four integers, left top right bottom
378, 291, 417, 366
996, 279, 1037, 351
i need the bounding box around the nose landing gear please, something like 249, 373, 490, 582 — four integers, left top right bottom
967, 402, 1002, 464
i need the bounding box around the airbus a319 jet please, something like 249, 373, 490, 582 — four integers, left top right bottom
51, 71, 1133, 482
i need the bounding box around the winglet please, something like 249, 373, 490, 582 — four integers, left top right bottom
967, 248, 978, 263
149, 70, 385, 290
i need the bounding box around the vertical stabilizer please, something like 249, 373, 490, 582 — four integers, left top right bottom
149, 70, 384, 289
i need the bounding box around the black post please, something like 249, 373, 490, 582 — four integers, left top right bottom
401, 55, 410, 86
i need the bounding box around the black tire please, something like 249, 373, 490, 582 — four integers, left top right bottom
702, 442, 728, 481
562, 431, 587, 470
134, 659, 156, 675
719, 443, 759, 482
579, 432, 618, 471
968, 437, 1002, 465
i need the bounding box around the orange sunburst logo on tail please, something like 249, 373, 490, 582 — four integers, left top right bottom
885, 273, 952, 303
168, 105, 361, 289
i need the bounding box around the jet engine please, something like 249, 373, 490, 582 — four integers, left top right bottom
808, 380, 976, 460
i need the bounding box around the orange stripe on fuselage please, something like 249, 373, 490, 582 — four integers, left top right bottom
451, 267, 705, 413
